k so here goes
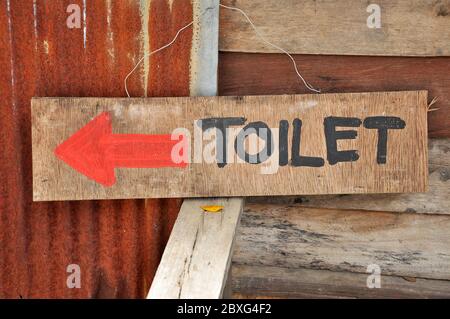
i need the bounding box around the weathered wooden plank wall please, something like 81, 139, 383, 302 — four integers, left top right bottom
218, 7, 450, 295
237, 204, 450, 280
219, 53, 450, 138
219, 0, 450, 57
232, 265, 450, 299
0, 0, 195, 298
248, 139, 450, 215
231, 201, 450, 298
219, 52, 450, 298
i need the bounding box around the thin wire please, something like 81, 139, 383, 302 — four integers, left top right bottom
427, 96, 439, 112
124, 3, 320, 97
219, 3, 320, 93
124, 21, 194, 97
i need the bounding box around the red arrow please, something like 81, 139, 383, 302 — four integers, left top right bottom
54, 112, 187, 187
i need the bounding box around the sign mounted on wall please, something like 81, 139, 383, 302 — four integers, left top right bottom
32, 91, 428, 201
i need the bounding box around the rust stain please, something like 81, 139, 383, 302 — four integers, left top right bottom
0, 0, 192, 298
147, 0, 193, 97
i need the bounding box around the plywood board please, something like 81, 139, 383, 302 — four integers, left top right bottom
219, 0, 450, 56
32, 91, 428, 201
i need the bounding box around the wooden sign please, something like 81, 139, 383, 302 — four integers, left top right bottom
32, 91, 428, 201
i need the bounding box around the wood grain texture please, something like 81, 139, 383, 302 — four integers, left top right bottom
149, 1, 244, 299
32, 91, 428, 200
219, 0, 450, 56
235, 204, 450, 280
249, 138, 450, 215
218, 53, 450, 138
231, 265, 450, 299
148, 198, 243, 299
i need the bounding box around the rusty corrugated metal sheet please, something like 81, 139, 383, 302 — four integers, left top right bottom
0, 0, 193, 298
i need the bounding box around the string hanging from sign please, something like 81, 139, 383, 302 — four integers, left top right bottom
218, 4, 320, 93
124, 3, 320, 97
427, 96, 439, 112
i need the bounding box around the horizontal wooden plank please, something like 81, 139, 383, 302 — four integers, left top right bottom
218, 52, 450, 138
235, 204, 450, 280
248, 138, 450, 214
219, 0, 450, 56
231, 265, 450, 299
148, 198, 243, 298
32, 91, 428, 201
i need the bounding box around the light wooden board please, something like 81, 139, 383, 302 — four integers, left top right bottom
235, 204, 450, 280
231, 265, 450, 299
147, 198, 243, 298
149, 0, 244, 300
219, 0, 450, 56
32, 91, 428, 201
249, 138, 450, 215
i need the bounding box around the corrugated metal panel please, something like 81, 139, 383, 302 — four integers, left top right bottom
0, 0, 193, 298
